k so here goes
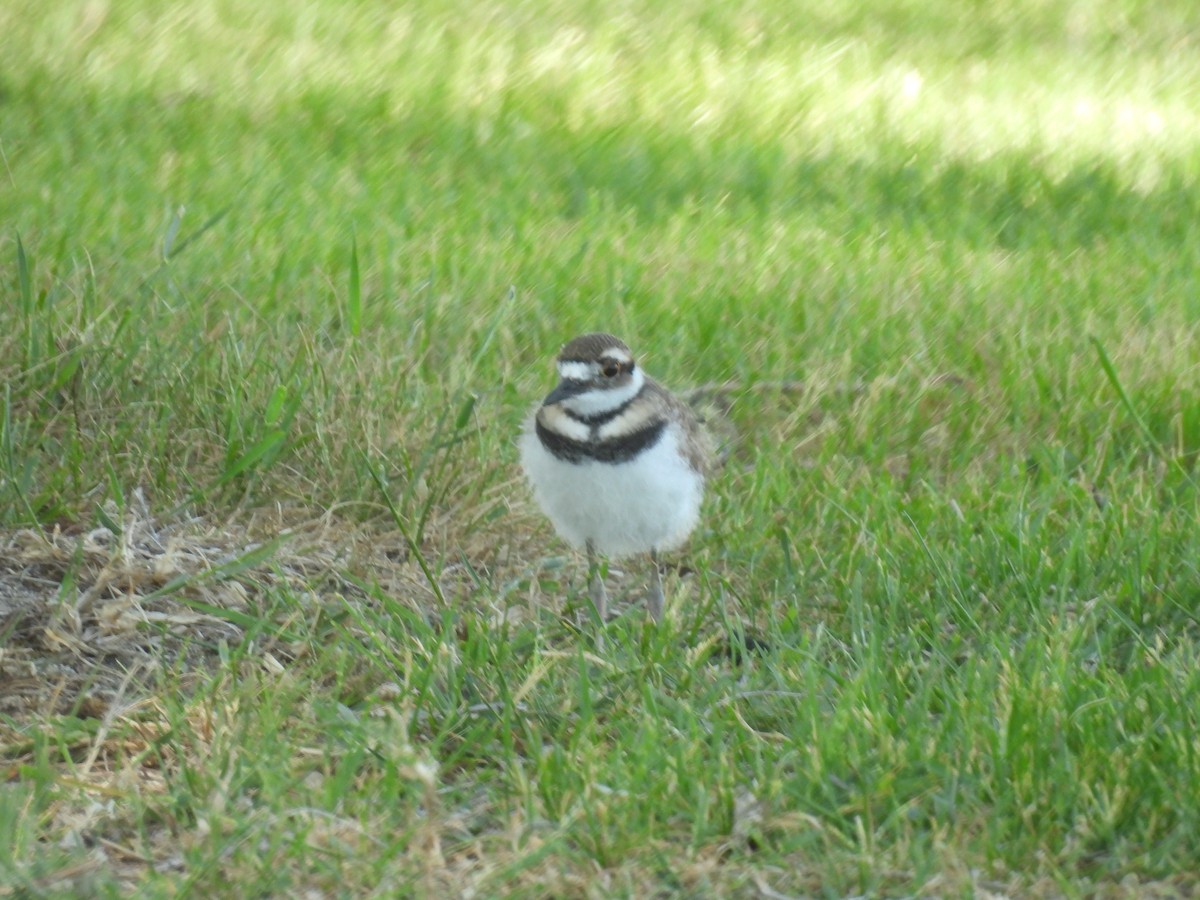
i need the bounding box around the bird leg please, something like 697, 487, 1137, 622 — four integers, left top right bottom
586, 539, 607, 624
647, 550, 664, 622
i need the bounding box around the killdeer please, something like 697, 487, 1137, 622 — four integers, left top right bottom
519, 333, 709, 623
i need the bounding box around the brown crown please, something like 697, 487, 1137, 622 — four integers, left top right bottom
557, 332, 632, 362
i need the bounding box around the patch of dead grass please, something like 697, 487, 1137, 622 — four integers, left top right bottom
0, 491, 465, 721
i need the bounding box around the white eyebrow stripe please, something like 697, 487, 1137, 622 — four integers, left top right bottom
601, 349, 632, 364
557, 361, 595, 381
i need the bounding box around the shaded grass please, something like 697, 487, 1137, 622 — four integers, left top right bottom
3, 0, 1200, 894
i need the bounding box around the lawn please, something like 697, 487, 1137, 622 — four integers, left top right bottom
3, 0, 1200, 895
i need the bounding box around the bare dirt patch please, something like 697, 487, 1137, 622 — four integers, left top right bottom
0, 486, 574, 724
0, 494, 447, 722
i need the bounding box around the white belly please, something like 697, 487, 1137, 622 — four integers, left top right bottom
519, 423, 704, 558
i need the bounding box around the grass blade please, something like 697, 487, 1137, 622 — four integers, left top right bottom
218, 428, 287, 484
1090, 336, 1153, 445
16, 234, 35, 366
365, 455, 446, 608
141, 532, 291, 603
347, 233, 362, 337
1091, 335, 1195, 487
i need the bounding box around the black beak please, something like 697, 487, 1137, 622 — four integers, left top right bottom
543, 379, 589, 406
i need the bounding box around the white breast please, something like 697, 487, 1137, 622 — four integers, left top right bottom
519, 421, 704, 558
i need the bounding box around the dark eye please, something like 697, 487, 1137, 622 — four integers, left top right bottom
602, 362, 621, 378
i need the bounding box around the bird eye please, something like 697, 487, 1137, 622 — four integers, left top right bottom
602, 362, 621, 378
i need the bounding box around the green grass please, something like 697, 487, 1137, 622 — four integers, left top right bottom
3, 0, 1200, 894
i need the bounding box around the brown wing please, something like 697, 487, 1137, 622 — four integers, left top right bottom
643, 378, 713, 476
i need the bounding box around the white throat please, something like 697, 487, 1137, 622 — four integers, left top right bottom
559, 368, 644, 417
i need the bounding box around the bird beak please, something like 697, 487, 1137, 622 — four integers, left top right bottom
543, 379, 589, 406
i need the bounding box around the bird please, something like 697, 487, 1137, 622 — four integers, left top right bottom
519, 332, 710, 623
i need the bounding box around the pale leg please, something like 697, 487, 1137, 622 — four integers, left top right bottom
647, 550, 664, 622
586, 540, 607, 623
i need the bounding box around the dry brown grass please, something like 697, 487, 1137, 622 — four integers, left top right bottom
0, 486, 513, 717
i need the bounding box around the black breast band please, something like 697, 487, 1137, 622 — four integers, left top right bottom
537, 418, 667, 464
